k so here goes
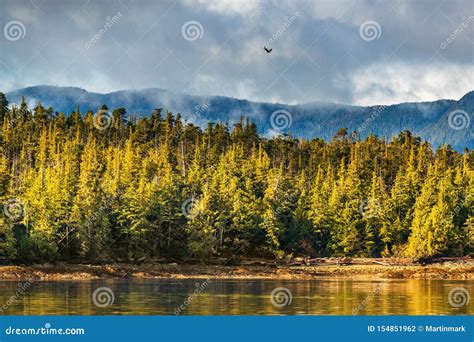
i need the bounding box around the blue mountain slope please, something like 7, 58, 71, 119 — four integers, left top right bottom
5, 85, 473, 150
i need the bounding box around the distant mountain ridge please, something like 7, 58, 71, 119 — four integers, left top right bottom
5, 85, 473, 151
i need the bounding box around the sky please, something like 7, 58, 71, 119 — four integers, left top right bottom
0, 0, 473, 106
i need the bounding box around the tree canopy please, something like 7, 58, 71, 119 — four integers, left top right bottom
0, 94, 472, 263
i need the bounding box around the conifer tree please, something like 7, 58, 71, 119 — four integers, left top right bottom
0, 94, 471, 262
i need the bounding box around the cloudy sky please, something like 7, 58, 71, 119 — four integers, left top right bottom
0, 0, 473, 105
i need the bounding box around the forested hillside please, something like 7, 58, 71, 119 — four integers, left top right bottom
7, 86, 474, 151
0, 94, 472, 263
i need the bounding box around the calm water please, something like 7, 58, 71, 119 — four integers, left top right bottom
0, 278, 472, 315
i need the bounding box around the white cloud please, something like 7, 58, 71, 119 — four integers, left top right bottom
184, 0, 260, 15
7, 5, 40, 24
349, 62, 474, 105
307, 0, 358, 22
2, 0, 472, 106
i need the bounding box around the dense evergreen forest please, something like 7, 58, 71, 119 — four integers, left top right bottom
0, 94, 472, 263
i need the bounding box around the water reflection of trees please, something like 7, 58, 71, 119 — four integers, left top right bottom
0, 279, 471, 315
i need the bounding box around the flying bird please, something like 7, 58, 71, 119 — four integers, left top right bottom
264, 46, 272, 53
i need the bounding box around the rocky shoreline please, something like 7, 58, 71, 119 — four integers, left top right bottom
0, 258, 472, 281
